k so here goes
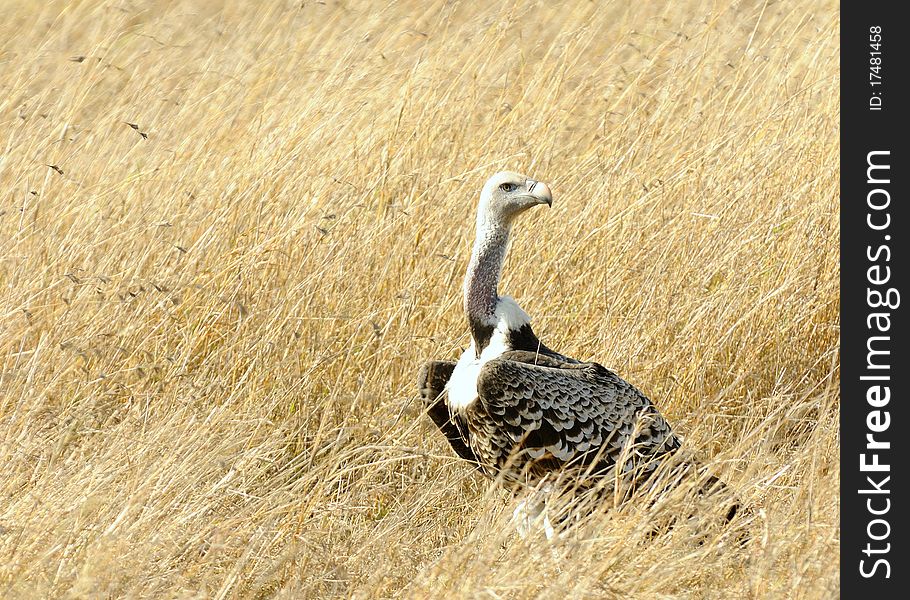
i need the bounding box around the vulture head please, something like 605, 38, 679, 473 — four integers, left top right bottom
477, 171, 552, 227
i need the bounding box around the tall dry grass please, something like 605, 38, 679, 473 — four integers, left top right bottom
0, 0, 839, 597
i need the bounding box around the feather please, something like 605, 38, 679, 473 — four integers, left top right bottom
465, 350, 681, 487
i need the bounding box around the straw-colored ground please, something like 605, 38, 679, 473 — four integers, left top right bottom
0, 0, 839, 597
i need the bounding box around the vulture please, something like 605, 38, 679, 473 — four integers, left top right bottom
418, 171, 736, 537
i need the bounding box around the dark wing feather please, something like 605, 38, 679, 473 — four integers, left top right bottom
468, 350, 680, 486
417, 360, 479, 465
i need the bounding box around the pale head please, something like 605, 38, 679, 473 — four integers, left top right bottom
476, 171, 553, 228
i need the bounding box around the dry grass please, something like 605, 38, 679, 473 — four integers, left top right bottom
0, 0, 839, 597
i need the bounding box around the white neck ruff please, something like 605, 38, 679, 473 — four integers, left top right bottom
446, 297, 531, 411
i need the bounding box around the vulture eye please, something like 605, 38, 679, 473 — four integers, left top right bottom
499, 182, 517, 192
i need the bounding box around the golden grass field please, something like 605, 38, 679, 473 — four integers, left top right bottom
0, 0, 839, 597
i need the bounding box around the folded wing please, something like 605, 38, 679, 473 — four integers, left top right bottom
467, 350, 681, 484
417, 360, 478, 465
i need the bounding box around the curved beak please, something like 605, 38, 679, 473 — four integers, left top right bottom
527, 180, 553, 207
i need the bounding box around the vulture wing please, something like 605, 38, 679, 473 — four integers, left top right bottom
417, 360, 478, 464
468, 350, 681, 485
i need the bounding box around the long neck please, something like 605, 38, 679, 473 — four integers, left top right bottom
464, 219, 510, 351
